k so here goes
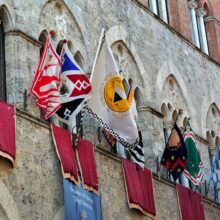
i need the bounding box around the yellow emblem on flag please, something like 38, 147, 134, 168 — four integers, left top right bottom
104, 75, 129, 112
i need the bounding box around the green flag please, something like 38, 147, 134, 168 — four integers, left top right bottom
183, 127, 203, 185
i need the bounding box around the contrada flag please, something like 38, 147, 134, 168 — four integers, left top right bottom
31, 35, 61, 119
56, 41, 92, 128
183, 126, 203, 185
86, 30, 138, 147
161, 123, 188, 180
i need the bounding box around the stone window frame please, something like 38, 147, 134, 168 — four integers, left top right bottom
148, 0, 169, 23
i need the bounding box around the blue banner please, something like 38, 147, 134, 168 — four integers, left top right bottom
64, 179, 102, 220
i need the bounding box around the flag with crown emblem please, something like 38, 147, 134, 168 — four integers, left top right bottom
31, 35, 61, 119
161, 124, 188, 180
183, 126, 203, 185
56, 41, 92, 129
86, 30, 138, 147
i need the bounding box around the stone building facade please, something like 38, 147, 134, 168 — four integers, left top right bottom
0, 0, 220, 219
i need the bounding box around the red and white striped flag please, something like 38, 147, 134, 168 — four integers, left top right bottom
31, 35, 61, 119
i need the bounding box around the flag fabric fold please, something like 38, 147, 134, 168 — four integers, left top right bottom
161, 123, 188, 180
183, 126, 203, 185
210, 149, 220, 194
64, 179, 102, 220
0, 99, 16, 167
86, 29, 138, 147
58, 42, 92, 130
127, 129, 145, 168
176, 183, 205, 220
122, 159, 156, 219
127, 86, 138, 121
31, 35, 61, 119
51, 124, 79, 185
76, 137, 99, 194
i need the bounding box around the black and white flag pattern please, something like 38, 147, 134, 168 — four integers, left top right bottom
127, 130, 145, 168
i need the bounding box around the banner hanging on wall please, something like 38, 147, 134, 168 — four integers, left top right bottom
64, 179, 102, 220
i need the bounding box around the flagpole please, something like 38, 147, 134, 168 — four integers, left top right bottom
89, 29, 105, 83
77, 29, 105, 147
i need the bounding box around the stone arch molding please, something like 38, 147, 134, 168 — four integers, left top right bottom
0, 2, 15, 31
156, 60, 195, 123
201, 87, 220, 137
0, 181, 20, 220
106, 25, 148, 93
38, 0, 87, 63
38, 0, 85, 39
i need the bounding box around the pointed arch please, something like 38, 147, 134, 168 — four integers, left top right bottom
39, 0, 85, 41
201, 87, 220, 136
106, 25, 148, 92
203, 2, 212, 16
156, 60, 194, 119
0, 4, 14, 31
134, 87, 143, 108
74, 50, 84, 70
38, 0, 87, 61
122, 79, 129, 95
161, 103, 168, 118
198, 0, 212, 15
205, 102, 220, 132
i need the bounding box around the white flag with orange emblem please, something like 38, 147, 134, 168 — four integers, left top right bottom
86, 30, 138, 147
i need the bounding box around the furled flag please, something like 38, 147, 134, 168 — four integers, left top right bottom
183, 126, 203, 185
85, 29, 138, 147
56, 41, 92, 130
161, 123, 188, 180
210, 148, 220, 197
126, 85, 144, 167
31, 35, 61, 119
127, 129, 145, 168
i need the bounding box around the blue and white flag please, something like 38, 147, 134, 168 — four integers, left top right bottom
56, 42, 92, 130
210, 149, 220, 191
64, 179, 102, 220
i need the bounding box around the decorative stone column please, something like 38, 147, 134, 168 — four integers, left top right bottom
149, 0, 158, 15
197, 8, 209, 55
188, 0, 200, 48
209, 137, 216, 163
159, 0, 168, 23
137, 105, 164, 173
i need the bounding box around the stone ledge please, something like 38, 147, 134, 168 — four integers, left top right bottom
137, 105, 164, 118
5, 30, 41, 47
15, 107, 209, 146
16, 108, 49, 129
